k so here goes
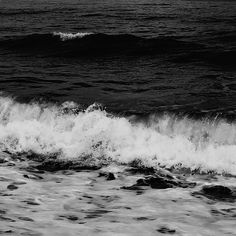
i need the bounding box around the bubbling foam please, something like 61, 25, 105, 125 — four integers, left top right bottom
0, 96, 236, 174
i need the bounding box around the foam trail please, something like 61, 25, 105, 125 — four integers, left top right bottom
0, 96, 236, 174
53, 32, 93, 41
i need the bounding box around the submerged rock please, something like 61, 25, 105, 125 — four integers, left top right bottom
142, 176, 175, 189
157, 227, 176, 234
203, 185, 232, 196
123, 173, 196, 190
126, 166, 156, 175
193, 185, 236, 201
98, 171, 116, 181
7, 184, 18, 191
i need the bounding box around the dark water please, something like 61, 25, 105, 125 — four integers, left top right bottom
0, 1, 236, 235
0, 0, 235, 116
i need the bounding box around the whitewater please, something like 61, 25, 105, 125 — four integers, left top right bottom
0, 95, 235, 175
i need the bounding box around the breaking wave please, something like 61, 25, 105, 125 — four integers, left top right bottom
0, 96, 236, 175
52, 32, 93, 41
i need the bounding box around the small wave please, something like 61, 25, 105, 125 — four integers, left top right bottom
53, 32, 93, 41
0, 96, 236, 175
0, 32, 202, 57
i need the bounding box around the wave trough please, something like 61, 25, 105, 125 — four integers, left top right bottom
0, 96, 236, 175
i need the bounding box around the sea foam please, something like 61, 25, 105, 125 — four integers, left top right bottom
0, 96, 236, 174
53, 32, 93, 41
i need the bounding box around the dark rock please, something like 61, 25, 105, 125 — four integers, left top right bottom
67, 215, 78, 221
157, 227, 176, 234
146, 176, 175, 189
126, 166, 156, 175
193, 185, 236, 201
202, 185, 232, 196
98, 172, 116, 181
36, 160, 72, 171
136, 178, 149, 186
106, 172, 116, 180
83, 195, 93, 199
123, 173, 196, 190
7, 184, 18, 191
36, 160, 102, 172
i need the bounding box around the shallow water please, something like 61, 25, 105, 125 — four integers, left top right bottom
1, 162, 236, 236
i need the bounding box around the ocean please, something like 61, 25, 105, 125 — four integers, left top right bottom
0, 0, 236, 235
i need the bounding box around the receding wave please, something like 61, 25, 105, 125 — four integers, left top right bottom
0, 32, 202, 57
0, 95, 236, 175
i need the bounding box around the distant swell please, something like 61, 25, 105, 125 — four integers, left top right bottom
0, 95, 236, 175
0, 32, 202, 57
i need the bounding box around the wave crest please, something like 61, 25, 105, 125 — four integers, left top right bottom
0, 96, 236, 174
53, 32, 93, 41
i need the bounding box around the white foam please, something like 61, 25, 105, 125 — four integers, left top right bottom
53, 32, 93, 41
0, 96, 236, 174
